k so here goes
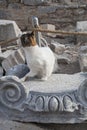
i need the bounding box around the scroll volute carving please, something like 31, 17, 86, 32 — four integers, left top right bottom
0, 77, 26, 110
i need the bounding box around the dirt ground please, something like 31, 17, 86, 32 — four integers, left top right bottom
0, 119, 87, 130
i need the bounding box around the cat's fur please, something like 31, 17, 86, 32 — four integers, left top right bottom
21, 31, 55, 81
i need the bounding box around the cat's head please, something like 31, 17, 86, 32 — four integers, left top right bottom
21, 31, 37, 47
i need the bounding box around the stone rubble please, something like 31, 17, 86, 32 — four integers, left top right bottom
41, 24, 56, 37
2, 48, 25, 72
76, 21, 87, 43
79, 46, 87, 72
0, 20, 22, 47
49, 42, 66, 54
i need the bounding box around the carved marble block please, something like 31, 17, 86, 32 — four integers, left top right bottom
0, 73, 87, 123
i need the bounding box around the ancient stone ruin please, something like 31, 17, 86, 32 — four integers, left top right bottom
0, 0, 87, 130
0, 17, 87, 124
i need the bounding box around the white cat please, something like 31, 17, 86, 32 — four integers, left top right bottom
21, 31, 55, 81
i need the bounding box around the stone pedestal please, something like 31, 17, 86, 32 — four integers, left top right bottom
0, 73, 87, 124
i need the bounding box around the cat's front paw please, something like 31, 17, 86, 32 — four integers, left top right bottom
41, 77, 48, 81
20, 76, 29, 82
20, 77, 26, 82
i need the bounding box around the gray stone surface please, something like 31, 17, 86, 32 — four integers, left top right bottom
0, 73, 87, 123
76, 21, 87, 31
23, 0, 49, 5
0, 67, 3, 77
49, 42, 66, 54
8, 0, 20, 2
41, 24, 56, 37
0, 0, 7, 7
79, 54, 87, 72
2, 48, 25, 71
76, 21, 87, 43
23, 73, 86, 93
38, 5, 58, 14
0, 10, 8, 19
0, 20, 22, 45
79, 46, 87, 72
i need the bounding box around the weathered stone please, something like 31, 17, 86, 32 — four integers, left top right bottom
2, 55, 17, 71
8, 3, 22, 9
0, 10, 8, 19
61, 0, 78, 5
0, 73, 87, 123
58, 56, 71, 64
49, 42, 66, 54
8, 0, 20, 3
79, 45, 87, 54
79, 54, 87, 72
79, 46, 87, 72
41, 24, 56, 37
38, 6, 58, 14
2, 48, 25, 72
1, 50, 15, 58
77, 21, 87, 31
0, 67, 3, 77
14, 49, 25, 64
22, 0, 49, 6
0, 20, 22, 45
0, 0, 7, 7
76, 21, 87, 43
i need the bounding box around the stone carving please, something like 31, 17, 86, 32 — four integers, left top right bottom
0, 73, 87, 123
77, 79, 87, 107
63, 95, 78, 112
48, 96, 59, 112
0, 76, 26, 111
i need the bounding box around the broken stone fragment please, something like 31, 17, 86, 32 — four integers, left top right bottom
41, 24, 56, 37
58, 56, 71, 64
79, 46, 87, 72
0, 20, 22, 46
76, 21, 87, 43
2, 48, 25, 72
79, 45, 87, 54
49, 42, 66, 54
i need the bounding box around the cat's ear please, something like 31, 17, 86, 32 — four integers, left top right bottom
31, 31, 35, 36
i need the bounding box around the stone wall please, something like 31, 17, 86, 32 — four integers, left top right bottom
0, 0, 87, 31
